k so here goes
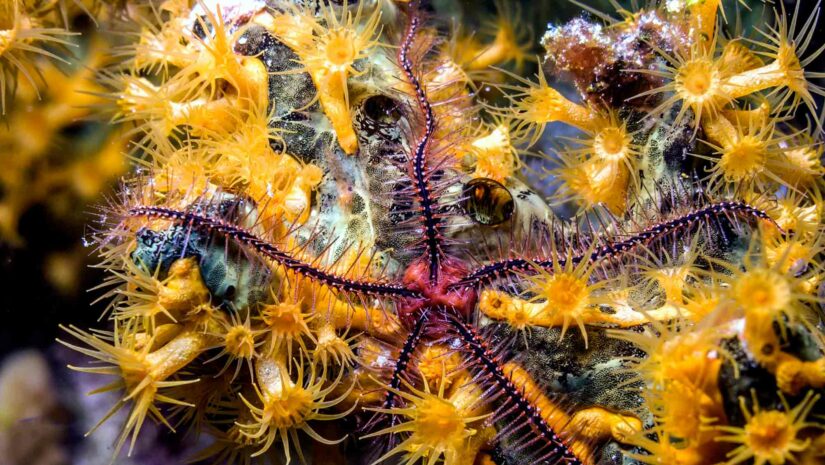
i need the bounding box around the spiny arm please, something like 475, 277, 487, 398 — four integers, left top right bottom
453, 202, 774, 288
126, 206, 420, 298
399, 10, 444, 284
448, 317, 584, 465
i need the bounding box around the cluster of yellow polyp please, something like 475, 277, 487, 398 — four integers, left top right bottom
476, 1, 825, 464
46, 0, 825, 465
0, 1, 125, 250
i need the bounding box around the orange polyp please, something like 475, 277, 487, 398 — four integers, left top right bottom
744, 311, 825, 395
59, 324, 212, 457
265, 2, 383, 155
723, 59, 791, 100
520, 84, 598, 132
416, 344, 464, 391
141, 327, 213, 380
312, 324, 356, 371
260, 299, 314, 358
238, 355, 349, 462
558, 157, 629, 214
625, 429, 708, 465
717, 40, 765, 77
315, 71, 359, 154
156, 257, 211, 314
469, 122, 519, 182
365, 376, 492, 465
468, 25, 526, 72
687, 0, 722, 52
569, 407, 643, 444
714, 390, 822, 465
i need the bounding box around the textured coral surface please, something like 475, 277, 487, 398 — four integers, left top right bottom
2, 0, 825, 464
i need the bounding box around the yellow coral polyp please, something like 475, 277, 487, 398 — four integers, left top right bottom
683, 281, 725, 323
610, 320, 727, 392
258, 6, 316, 50
156, 257, 211, 312
522, 251, 614, 347
569, 406, 642, 444
306, 1, 381, 78
130, 14, 191, 74
611, 318, 731, 458
260, 298, 314, 358
774, 132, 825, 190
0, 0, 77, 113
640, 39, 731, 131
638, 238, 702, 307
366, 376, 491, 465
731, 268, 792, 316
457, 0, 532, 73
468, 122, 520, 182
557, 157, 629, 214
718, 135, 769, 181
224, 325, 257, 360
746, 192, 822, 238
110, 257, 211, 331
416, 344, 463, 391
205, 98, 322, 225
650, 265, 693, 305
593, 124, 633, 165
714, 390, 822, 465
651, 379, 720, 444
59, 324, 212, 457
716, 240, 821, 338
110, 4, 271, 149
677, 58, 727, 115
762, 234, 819, 275
721, 3, 825, 122
724, 38, 804, 104
700, 113, 792, 193
506, 68, 598, 144
184, 10, 268, 102
239, 355, 351, 462
625, 427, 707, 465
267, 1, 382, 155
312, 324, 356, 372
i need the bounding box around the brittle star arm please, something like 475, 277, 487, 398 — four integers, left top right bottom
399, 11, 444, 284
448, 317, 584, 464
452, 201, 774, 288
362, 310, 430, 433
126, 206, 422, 298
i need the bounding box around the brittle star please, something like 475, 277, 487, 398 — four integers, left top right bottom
120, 3, 777, 464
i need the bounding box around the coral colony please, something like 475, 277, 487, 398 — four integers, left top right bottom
0, 0, 125, 251
1, 0, 818, 463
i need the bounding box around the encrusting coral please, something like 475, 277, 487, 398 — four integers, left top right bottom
32, 0, 825, 464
